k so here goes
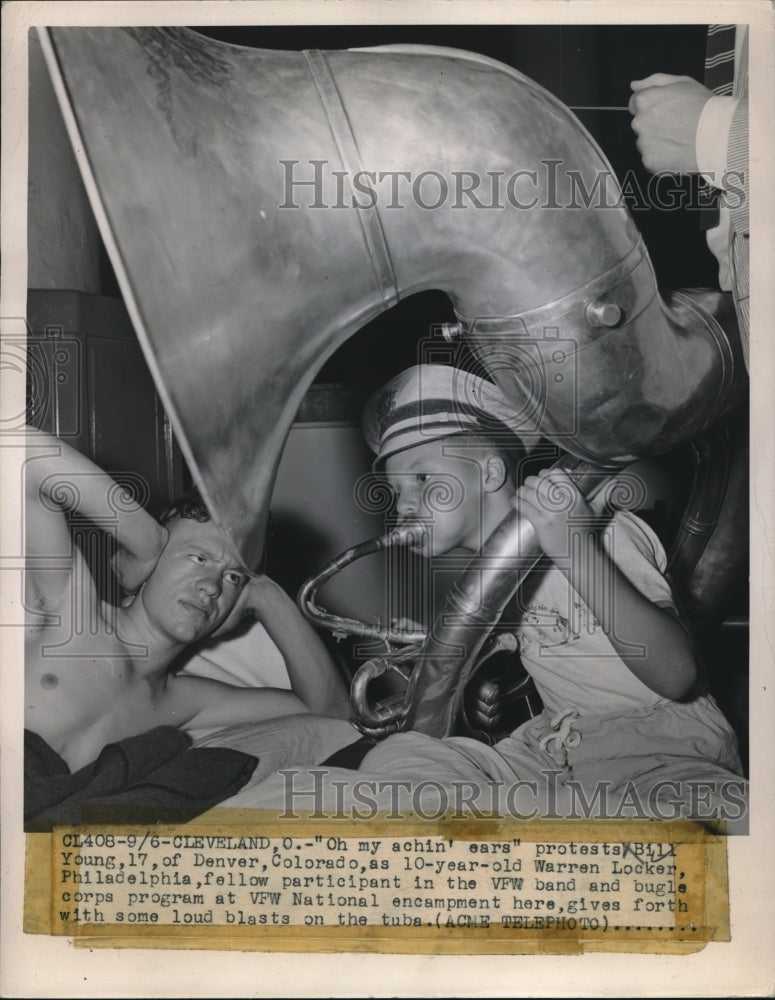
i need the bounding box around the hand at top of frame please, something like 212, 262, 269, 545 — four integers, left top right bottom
629, 74, 713, 175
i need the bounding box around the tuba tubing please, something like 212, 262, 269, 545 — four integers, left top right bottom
349, 657, 412, 736
297, 525, 429, 646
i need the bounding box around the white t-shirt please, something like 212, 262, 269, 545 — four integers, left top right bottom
506, 511, 677, 716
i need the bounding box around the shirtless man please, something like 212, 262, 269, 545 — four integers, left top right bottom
24, 428, 351, 771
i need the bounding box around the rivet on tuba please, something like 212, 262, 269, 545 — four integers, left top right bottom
586, 300, 623, 328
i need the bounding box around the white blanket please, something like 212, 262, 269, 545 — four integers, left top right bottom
191, 714, 360, 792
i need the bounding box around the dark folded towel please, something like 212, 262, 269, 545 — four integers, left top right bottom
25, 727, 258, 830
320, 734, 377, 769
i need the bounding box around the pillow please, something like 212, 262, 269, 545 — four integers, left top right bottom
177, 620, 290, 689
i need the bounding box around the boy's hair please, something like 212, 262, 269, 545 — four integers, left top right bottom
442, 432, 524, 486
158, 484, 211, 526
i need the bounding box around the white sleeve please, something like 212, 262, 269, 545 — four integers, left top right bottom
600, 511, 677, 611
696, 94, 740, 189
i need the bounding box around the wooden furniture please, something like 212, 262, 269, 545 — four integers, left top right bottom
27, 289, 187, 514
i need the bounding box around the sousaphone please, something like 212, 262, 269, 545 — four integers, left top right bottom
39, 27, 748, 737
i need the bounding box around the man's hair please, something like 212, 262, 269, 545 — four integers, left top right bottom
158, 484, 211, 526
157, 486, 274, 575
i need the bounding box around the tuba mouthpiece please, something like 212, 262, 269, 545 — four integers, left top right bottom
385, 524, 428, 549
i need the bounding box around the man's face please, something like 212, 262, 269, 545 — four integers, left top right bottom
140, 518, 248, 644
384, 437, 488, 557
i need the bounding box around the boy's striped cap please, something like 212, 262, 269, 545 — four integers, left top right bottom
362, 364, 534, 466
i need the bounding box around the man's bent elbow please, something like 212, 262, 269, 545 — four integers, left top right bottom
320, 687, 352, 721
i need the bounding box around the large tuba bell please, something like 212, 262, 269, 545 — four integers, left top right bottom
39, 27, 747, 738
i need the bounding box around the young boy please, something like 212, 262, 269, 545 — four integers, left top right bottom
24, 428, 352, 773
340, 363, 745, 821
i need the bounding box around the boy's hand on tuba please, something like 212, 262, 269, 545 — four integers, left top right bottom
390, 616, 425, 635
514, 468, 595, 558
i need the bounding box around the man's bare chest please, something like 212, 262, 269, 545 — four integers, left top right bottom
25, 627, 167, 770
